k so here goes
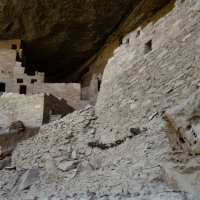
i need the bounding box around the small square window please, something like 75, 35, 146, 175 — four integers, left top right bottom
0, 83, 5, 92
31, 79, 37, 84
126, 39, 130, 44
144, 40, 152, 54
12, 44, 17, 50
17, 79, 23, 83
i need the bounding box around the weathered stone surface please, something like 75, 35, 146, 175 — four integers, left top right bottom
89, 155, 102, 170
0, 157, 10, 170
0, 1, 200, 199
163, 88, 200, 199
57, 161, 79, 172
10, 168, 40, 194
0, 127, 39, 158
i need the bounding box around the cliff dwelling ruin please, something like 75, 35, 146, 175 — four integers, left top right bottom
0, 0, 200, 199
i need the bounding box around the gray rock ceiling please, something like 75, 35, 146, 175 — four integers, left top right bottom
0, 0, 170, 82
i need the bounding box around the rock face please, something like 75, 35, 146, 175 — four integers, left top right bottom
163, 88, 200, 199
0, 0, 170, 82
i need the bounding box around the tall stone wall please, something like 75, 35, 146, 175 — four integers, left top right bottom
96, 0, 200, 141
79, 39, 120, 87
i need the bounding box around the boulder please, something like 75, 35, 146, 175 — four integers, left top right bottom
6, 120, 25, 133
57, 161, 79, 172
10, 168, 40, 195
163, 88, 200, 199
89, 155, 102, 170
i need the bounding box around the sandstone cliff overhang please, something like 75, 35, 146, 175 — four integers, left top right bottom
0, 0, 171, 82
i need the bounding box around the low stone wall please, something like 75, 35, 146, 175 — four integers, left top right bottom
43, 94, 74, 124
33, 83, 83, 110
0, 93, 74, 127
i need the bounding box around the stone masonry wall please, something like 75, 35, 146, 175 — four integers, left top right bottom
0, 93, 75, 127
96, 0, 200, 142
0, 40, 90, 110
43, 94, 75, 124
16, 94, 45, 126
0, 93, 24, 127
0, 39, 21, 59
33, 82, 89, 110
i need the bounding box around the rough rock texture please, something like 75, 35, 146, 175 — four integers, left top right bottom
0, 127, 40, 158
6, 120, 25, 133
0, 0, 170, 82
163, 88, 200, 200
0, 105, 193, 199
0, 0, 200, 199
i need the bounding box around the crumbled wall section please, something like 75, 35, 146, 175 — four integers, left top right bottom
0, 93, 75, 127
0, 93, 24, 127
96, 0, 200, 139
34, 83, 83, 109
16, 94, 45, 126
43, 94, 74, 124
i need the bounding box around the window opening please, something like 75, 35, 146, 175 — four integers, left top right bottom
136, 30, 140, 38
144, 40, 152, 54
17, 78, 23, 83
31, 79, 37, 84
119, 37, 123, 45
12, 44, 17, 50
0, 83, 5, 92
126, 39, 130, 44
98, 79, 101, 91
20, 85, 27, 94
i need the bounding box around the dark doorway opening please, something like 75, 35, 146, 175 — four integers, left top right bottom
0, 83, 5, 92
144, 40, 152, 54
20, 85, 27, 94
12, 44, 17, 50
31, 79, 37, 84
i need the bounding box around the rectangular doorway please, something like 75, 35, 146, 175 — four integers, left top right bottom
0, 83, 5, 92
20, 85, 27, 94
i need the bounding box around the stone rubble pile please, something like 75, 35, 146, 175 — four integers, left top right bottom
0, 104, 195, 199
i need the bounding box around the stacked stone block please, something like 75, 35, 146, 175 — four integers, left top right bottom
0, 93, 74, 127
